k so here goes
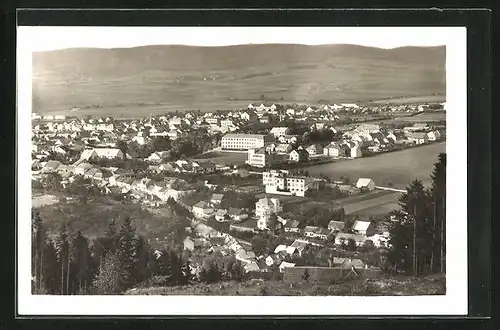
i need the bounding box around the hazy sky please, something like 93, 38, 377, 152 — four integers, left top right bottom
19, 26, 451, 51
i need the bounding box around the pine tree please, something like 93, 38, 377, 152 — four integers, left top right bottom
42, 238, 61, 294
430, 153, 446, 273
31, 210, 46, 293
117, 216, 138, 290
93, 251, 124, 294
69, 231, 92, 294
55, 224, 70, 294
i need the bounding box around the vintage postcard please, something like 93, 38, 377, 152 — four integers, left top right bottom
17, 26, 467, 315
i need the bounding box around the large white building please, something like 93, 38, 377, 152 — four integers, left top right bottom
262, 170, 314, 197
246, 148, 287, 168
221, 134, 274, 150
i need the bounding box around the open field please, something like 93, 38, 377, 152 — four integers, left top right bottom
376, 111, 446, 124
126, 274, 445, 296
372, 94, 445, 104
303, 142, 446, 189
33, 44, 445, 116
290, 190, 401, 216
192, 151, 248, 165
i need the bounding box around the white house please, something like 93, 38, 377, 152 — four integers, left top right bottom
426, 130, 441, 141
355, 178, 375, 191
270, 127, 289, 138
192, 201, 214, 219
350, 145, 363, 158
352, 220, 375, 236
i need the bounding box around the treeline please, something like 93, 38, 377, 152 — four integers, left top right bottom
31, 198, 245, 295
387, 153, 446, 275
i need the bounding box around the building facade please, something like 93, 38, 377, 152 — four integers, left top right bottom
221, 134, 274, 150
262, 170, 313, 197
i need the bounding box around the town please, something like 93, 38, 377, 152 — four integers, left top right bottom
31, 101, 447, 295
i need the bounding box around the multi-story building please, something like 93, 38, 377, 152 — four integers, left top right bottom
221, 134, 274, 150
246, 148, 287, 168
255, 196, 282, 218
262, 170, 314, 197
255, 197, 282, 230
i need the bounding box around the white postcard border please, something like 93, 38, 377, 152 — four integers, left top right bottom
17, 26, 467, 316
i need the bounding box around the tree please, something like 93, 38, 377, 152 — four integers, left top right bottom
199, 260, 222, 284
430, 153, 446, 273
361, 240, 375, 252
151, 136, 171, 152
116, 216, 139, 289
31, 210, 46, 293
93, 251, 125, 294
388, 178, 436, 275
69, 231, 93, 294
346, 238, 357, 251
55, 224, 70, 295
116, 140, 128, 156
301, 269, 310, 281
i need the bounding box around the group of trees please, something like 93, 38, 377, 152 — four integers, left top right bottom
115, 129, 222, 163
387, 153, 446, 276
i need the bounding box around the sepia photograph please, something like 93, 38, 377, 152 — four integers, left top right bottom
17, 25, 468, 315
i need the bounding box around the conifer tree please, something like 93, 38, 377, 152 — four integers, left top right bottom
55, 224, 70, 294
117, 216, 139, 289
93, 251, 124, 294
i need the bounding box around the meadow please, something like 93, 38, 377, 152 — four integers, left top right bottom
126, 274, 445, 296
32, 44, 445, 116
303, 142, 446, 189
193, 151, 248, 165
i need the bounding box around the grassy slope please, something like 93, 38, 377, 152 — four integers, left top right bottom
32, 44, 446, 115
126, 274, 445, 296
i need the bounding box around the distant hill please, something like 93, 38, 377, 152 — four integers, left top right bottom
32, 44, 446, 116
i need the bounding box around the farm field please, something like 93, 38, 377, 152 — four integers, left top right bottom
193, 151, 248, 165
303, 142, 446, 189
286, 190, 401, 216
372, 94, 446, 104
378, 111, 446, 124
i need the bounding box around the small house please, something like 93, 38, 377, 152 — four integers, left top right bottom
355, 178, 375, 191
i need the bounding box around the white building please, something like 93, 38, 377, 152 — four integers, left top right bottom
355, 178, 375, 191
221, 134, 274, 150
262, 170, 313, 197
269, 127, 289, 138
341, 103, 360, 109
246, 148, 286, 168
255, 197, 282, 218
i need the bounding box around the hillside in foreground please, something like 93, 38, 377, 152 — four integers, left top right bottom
126, 274, 446, 296
32, 44, 446, 116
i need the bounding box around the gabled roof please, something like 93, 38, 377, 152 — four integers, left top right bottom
193, 201, 213, 209
356, 178, 374, 187
328, 220, 346, 230
284, 219, 300, 228
211, 193, 224, 201
274, 244, 288, 254
353, 220, 372, 232
304, 225, 319, 233
227, 207, 244, 216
